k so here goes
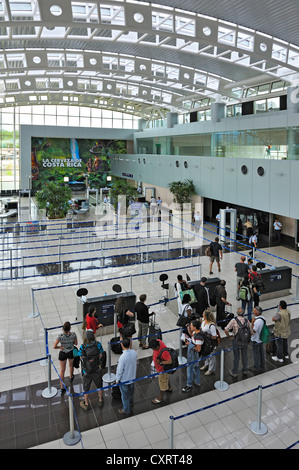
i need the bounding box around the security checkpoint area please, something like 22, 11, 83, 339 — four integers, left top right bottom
1, 197, 299, 449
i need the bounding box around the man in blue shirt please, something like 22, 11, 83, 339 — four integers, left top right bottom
116, 336, 138, 415
73, 330, 104, 411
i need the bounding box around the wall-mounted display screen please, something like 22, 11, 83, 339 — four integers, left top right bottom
31, 137, 126, 191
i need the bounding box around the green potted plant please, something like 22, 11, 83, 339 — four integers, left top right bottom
110, 179, 138, 212
169, 179, 196, 211
35, 181, 72, 219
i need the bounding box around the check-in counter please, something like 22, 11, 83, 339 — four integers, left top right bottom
77, 290, 136, 337
258, 266, 292, 300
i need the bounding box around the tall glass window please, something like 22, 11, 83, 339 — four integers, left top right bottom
0, 105, 140, 191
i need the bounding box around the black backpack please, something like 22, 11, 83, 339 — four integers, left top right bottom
81, 341, 100, 374
198, 331, 215, 358
234, 317, 251, 346
157, 347, 179, 374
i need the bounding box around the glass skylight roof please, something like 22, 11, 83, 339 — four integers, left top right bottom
0, 0, 297, 117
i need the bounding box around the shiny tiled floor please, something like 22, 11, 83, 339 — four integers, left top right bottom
1, 201, 299, 449
0, 329, 298, 449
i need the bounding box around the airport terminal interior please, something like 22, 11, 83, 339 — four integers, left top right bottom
1, 0, 299, 451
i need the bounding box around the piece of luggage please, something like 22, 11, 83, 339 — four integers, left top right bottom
260, 318, 271, 344
111, 384, 122, 400
235, 317, 251, 346
266, 332, 277, 356
198, 332, 215, 358
99, 350, 107, 369
220, 312, 234, 329
80, 342, 100, 374
157, 347, 179, 374
149, 315, 162, 340
239, 285, 251, 302
110, 336, 122, 354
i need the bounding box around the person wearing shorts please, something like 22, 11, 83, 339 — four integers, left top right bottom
53, 321, 78, 394
149, 338, 172, 404
209, 237, 223, 274
73, 330, 104, 411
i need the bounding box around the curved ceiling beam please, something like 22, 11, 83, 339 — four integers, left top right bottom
0, 0, 297, 113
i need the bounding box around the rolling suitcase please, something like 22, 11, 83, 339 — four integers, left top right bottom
110, 336, 122, 354
149, 315, 162, 341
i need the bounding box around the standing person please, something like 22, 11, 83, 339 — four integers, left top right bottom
134, 294, 154, 349
273, 218, 282, 244
271, 300, 291, 363
235, 255, 249, 300
249, 232, 258, 257
249, 265, 263, 308
209, 237, 223, 275
178, 293, 193, 327
174, 274, 190, 315
193, 211, 202, 233
83, 305, 103, 335
239, 278, 253, 321
193, 277, 209, 317
115, 296, 135, 331
251, 306, 266, 373
244, 219, 253, 238
224, 307, 253, 378
53, 322, 78, 394
182, 319, 203, 392
73, 330, 105, 411
156, 196, 162, 213
115, 337, 138, 415
214, 280, 232, 328
200, 310, 217, 376
149, 338, 173, 404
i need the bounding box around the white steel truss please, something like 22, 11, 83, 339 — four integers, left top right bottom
0, 0, 297, 116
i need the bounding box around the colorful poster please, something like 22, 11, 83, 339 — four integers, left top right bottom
31, 137, 126, 191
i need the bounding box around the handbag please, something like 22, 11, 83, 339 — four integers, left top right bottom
72, 346, 80, 369
179, 288, 197, 304
176, 315, 190, 327
121, 321, 136, 337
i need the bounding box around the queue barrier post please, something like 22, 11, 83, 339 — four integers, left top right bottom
63, 395, 81, 446
214, 349, 229, 391
169, 416, 174, 449
102, 341, 116, 383
42, 355, 58, 398
28, 288, 39, 318
178, 327, 187, 365
293, 275, 299, 301
40, 328, 48, 366
250, 386, 268, 435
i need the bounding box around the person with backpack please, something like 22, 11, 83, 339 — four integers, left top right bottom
224, 308, 253, 378
251, 306, 267, 373
238, 278, 253, 321
73, 330, 105, 411
149, 338, 173, 404
182, 319, 203, 392
235, 255, 250, 300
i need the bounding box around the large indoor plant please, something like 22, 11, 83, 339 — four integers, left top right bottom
35, 181, 72, 219
168, 179, 196, 211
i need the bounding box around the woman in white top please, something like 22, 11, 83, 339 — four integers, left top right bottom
180, 293, 192, 319
174, 275, 190, 315
200, 310, 217, 375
